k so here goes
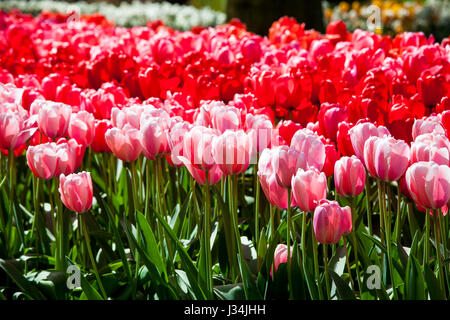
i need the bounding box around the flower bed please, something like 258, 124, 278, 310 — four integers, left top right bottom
0, 10, 449, 300
324, 0, 450, 40
0, 0, 226, 30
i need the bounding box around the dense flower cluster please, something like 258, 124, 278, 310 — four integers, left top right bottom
0, 0, 226, 30
324, 0, 450, 40
1, 11, 450, 297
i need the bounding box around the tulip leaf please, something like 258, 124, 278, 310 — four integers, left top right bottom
423, 263, 445, 300
328, 269, 357, 300
0, 258, 47, 300
136, 211, 167, 279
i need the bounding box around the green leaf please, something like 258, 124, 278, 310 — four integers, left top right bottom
154, 210, 207, 300
405, 253, 426, 300
65, 257, 103, 300
214, 284, 245, 300
328, 269, 357, 300
136, 211, 167, 279
423, 263, 445, 300
0, 259, 47, 300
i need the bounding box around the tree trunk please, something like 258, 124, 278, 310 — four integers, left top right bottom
226, 0, 324, 35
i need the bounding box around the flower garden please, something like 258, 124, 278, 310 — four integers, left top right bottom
0, 4, 449, 301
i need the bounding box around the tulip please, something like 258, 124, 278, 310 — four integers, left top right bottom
245, 113, 273, 153
291, 168, 327, 212
140, 117, 170, 160
318, 103, 348, 141
363, 136, 410, 181
0, 109, 37, 150
182, 126, 216, 172
37, 101, 72, 139
322, 141, 340, 178
334, 156, 366, 197
91, 119, 113, 153
168, 121, 192, 167
58, 171, 93, 213
313, 199, 352, 244
271, 145, 306, 189
412, 117, 446, 141
290, 129, 326, 172
105, 124, 142, 162
26, 139, 84, 179
411, 133, 450, 166
210, 104, 241, 134
349, 122, 390, 161
405, 161, 450, 210
271, 244, 293, 278
257, 148, 295, 209
212, 130, 252, 175
68, 111, 95, 146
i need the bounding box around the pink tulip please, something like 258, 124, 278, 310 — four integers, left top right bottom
37, 101, 72, 138
291, 168, 327, 212
168, 121, 192, 167
0, 107, 37, 150
411, 133, 450, 166
212, 130, 252, 175
271, 145, 306, 189
245, 113, 273, 153
111, 106, 145, 130
183, 126, 216, 172
349, 122, 390, 161
26, 139, 84, 179
178, 157, 223, 186
59, 171, 93, 213
334, 156, 366, 197
210, 104, 241, 133
105, 124, 142, 162
68, 111, 95, 146
313, 199, 352, 244
290, 129, 326, 172
363, 136, 410, 181
257, 148, 295, 209
412, 117, 446, 141
271, 244, 292, 278
140, 117, 170, 160
405, 161, 450, 210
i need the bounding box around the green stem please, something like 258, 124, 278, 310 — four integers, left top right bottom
254, 163, 260, 248
312, 228, 323, 300
385, 183, 398, 300
81, 212, 107, 299
343, 237, 355, 291
203, 175, 213, 297
54, 183, 65, 272
230, 174, 248, 298
365, 176, 373, 235
323, 244, 331, 299
434, 209, 446, 299
424, 209, 430, 265
286, 190, 293, 299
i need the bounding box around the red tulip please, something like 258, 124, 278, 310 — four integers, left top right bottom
91, 119, 113, 153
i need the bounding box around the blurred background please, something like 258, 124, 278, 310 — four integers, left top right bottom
0, 0, 449, 40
